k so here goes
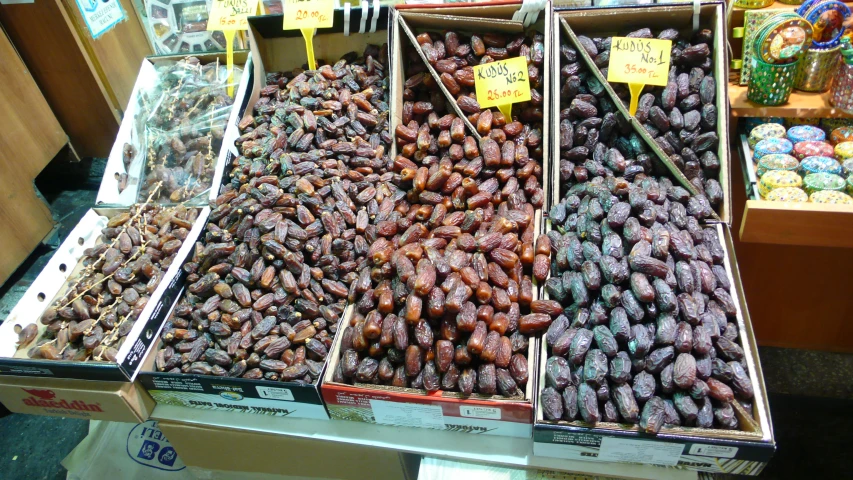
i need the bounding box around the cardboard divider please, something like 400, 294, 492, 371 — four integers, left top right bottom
0, 206, 207, 382
555, 2, 732, 224
96, 52, 252, 207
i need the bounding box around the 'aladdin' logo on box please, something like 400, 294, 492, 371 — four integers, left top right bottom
21, 389, 103, 412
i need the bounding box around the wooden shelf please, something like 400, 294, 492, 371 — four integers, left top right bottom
729, 83, 852, 118
740, 200, 853, 247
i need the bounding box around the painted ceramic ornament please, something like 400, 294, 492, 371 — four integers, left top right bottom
792, 141, 835, 160
754, 137, 794, 159
803, 172, 846, 194
804, 1, 851, 49
835, 142, 853, 160
800, 156, 843, 176
830, 127, 853, 145
765, 187, 808, 202
749, 123, 787, 149
759, 170, 804, 197
756, 154, 799, 177
787, 125, 826, 144
809, 190, 853, 204
756, 14, 814, 64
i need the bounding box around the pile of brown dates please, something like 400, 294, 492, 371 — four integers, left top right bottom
331, 33, 553, 396
24, 205, 198, 362
540, 38, 752, 433
154, 45, 393, 383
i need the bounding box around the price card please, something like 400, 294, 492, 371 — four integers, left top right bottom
606, 37, 672, 116
207, 0, 260, 96
282, 0, 335, 71
207, 0, 259, 31
473, 56, 531, 121
283, 0, 334, 29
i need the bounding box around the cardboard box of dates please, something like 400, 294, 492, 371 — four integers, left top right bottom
136, 8, 391, 420
532, 3, 775, 474
320, 2, 553, 438
96, 51, 252, 207
0, 204, 207, 421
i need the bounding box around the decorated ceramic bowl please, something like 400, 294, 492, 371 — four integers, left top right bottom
809, 190, 853, 204
835, 142, 853, 161
759, 170, 804, 197
756, 154, 799, 177
754, 138, 794, 160
800, 156, 843, 176
792, 141, 835, 160
765, 187, 809, 202
749, 123, 787, 149
787, 124, 826, 144
803, 172, 846, 194
830, 127, 853, 145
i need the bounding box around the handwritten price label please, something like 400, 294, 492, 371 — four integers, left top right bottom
207, 0, 259, 31
606, 37, 672, 86
473, 57, 531, 111
283, 0, 334, 29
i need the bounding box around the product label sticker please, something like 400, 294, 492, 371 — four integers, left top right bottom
282, 0, 335, 30
598, 437, 684, 466
688, 443, 739, 458
459, 405, 502, 420
473, 56, 532, 111
127, 420, 186, 472
256, 386, 295, 401
207, 0, 260, 31
606, 37, 672, 86
73, 0, 126, 39
370, 400, 446, 430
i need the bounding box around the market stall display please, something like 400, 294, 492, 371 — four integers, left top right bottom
0, 0, 788, 477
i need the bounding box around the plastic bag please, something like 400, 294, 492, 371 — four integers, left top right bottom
62, 420, 189, 480
129, 57, 242, 204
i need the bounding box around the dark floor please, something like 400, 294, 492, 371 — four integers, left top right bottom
0, 157, 851, 479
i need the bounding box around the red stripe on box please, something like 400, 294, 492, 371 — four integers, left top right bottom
321, 382, 532, 424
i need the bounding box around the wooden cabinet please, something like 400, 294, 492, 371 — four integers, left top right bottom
0, 0, 152, 158
0, 27, 65, 284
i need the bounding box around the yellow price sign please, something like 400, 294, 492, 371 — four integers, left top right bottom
207, 0, 260, 97
282, 0, 334, 71
472, 56, 531, 121
606, 37, 672, 117
283, 0, 334, 29
207, 0, 259, 31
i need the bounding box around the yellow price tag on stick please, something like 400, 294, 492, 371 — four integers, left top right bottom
606, 37, 672, 117
472, 57, 531, 122
207, 0, 260, 97
282, 0, 334, 71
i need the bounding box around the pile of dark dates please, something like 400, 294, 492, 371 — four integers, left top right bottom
541, 38, 753, 433
570, 28, 723, 210
24, 204, 198, 362
154, 46, 393, 383
330, 31, 553, 397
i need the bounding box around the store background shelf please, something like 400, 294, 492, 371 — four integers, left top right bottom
730, 84, 850, 118
151, 405, 695, 480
